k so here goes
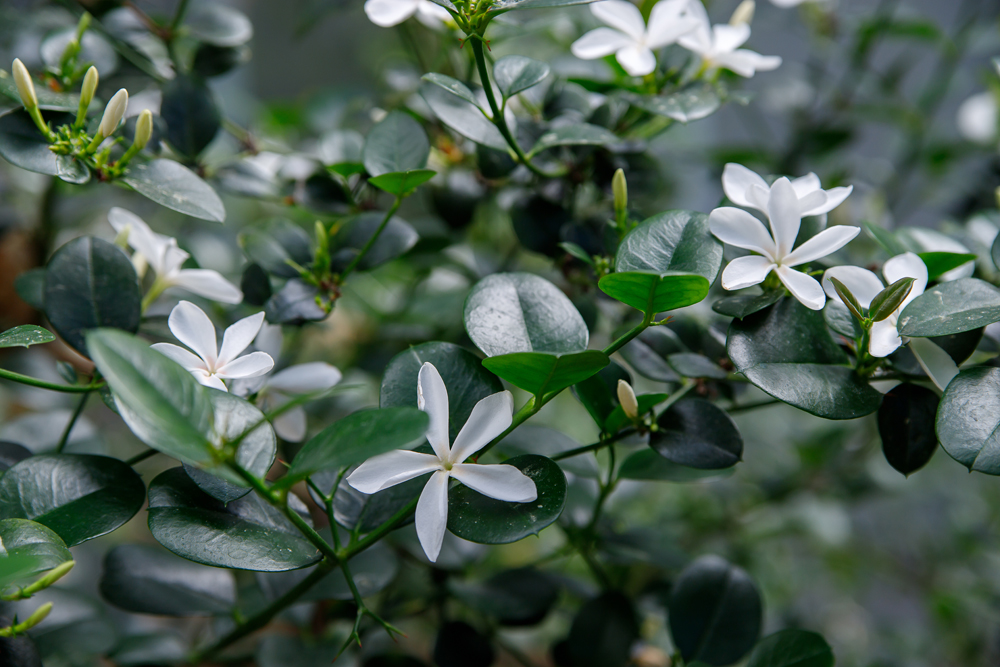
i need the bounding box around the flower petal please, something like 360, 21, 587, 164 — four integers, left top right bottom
198, 372, 228, 392
711, 23, 750, 53
418, 362, 452, 461
957, 92, 998, 144
909, 337, 959, 392
789, 172, 821, 198
451, 463, 537, 502
882, 251, 928, 309
722, 163, 769, 211
364, 0, 419, 27
267, 362, 343, 394
646, 0, 698, 49
766, 177, 802, 259
821, 265, 884, 308
415, 0, 450, 28
216, 351, 275, 380
254, 322, 284, 359
172, 269, 243, 304
108, 207, 171, 274
708, 206, 776, 258
591, 0, 646, 41
869, 319, 902, 358
677, 0, 712, 53
415, 470, 450, 563
571, 28, 633, 60
615, 44, 656, 77
167, 301, 218, 366
449, 391, 514, 464
802, 185, 853, 217
783, 225, 861, 267
720, 255, 775, 291
347, 450, 441, 494
151, 342, 208, 371
218, 311, 266, 366
273, 406, 307, 442
775, 265, 826, 310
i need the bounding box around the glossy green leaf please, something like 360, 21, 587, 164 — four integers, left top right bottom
0, 442, 31, 473
264, 280, 327, 324
369, 169, 436, 196
626, 83, 721, 123
147, 468, 321, 571
363, 110, 430, 177
713, 290, 783, 319
380, 341, 503, 442
282, 407, 429, 487
568, 592, 639, 667
918, 251, 976, 282
599, 271, 709, 316
0, 110, 89, 183
483, 350, 609, 397
0, 454, 145, 546
618, 327, 683, 382
420, 81, 507, 150
0, 519, 73, 592
528, 123, 617, 156
99, 544, 236, 616
936, 367, 1000, 475
123, 159, 226, 222
869, 277, 914, 322
449, 567, 560, 626
465, 272, 590, 356
185, 4, 253, 46
668, 555, 762, 666
727, 298, 883, 419
897, 278, 1000, 337
650, 398, 742, 469
494, 56, 550, 98
160, 75, 221, 159
618, 448, 735, 482
878, 383, 939, 475
43, 237, 141, 356
448, 455, 566, 544
615, 210, 723, 282
0, 325, 54, 349
746, 629, 834, 667
824, 300, 863, 339
667, 353, 728, 380
421, 73, 479, 106
330, 211, 419, 272
573, 361, 630, 429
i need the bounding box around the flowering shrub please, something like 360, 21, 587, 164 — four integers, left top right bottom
0, 0, 998, 665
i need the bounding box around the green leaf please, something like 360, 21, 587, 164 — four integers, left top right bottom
265, 280, 327, 324
824, 300, 863, 339
993, 232, 1000, 273
618, 448, 735, 482
15, 267, 45, 310
0, 70, 85, 111
528, 123, 617, 156
449, 567, 560, 627
863, 221, 908, 256
87, 329, 216, 467
421, 73, 480, 107
712, 290, 783, 319
363, 110, 430, 177
559, 241, 594, 265
147, 468, 322, 571
160, 75, 221, 159
239, 220, 312, 278
43, 237, 141, 356
728, 298, 883, 419
897, 278, 1000, 337
282, 407, 429, 487
23, 588, 117, 659
448, 455, 566, 544
494, 56, 550, 98
184, 4, 253, 46
109, 633, 187, 667
829, 277, 864, 321
599, 271, 709, 316
567, 592, 639, 667
257, 538, 398, 603
0, 325, 54, 349
369, 168, 436, 196
667, 353, 728, 380
483, 350, 609, 397
626, 83, 721, 123
668, 555, 762, 666
99, 544, 236, 616
0, 518, 73, 592
465, 272, 590, 356
123, 159, 226, 222
257, 636, 350, 667
918, 251, 976, 282
615, 210, 723, 283
936, 367, 1000, 475
0, 110, 89, 183
869, 277, 914, 322
327, 473, 424, 533
380, 341, 503, 443
878, 384, 938, 476
330, 211, 419, 272
617, 327, 683, 382
420, 81, 507, 150
746, 629, 834, 667
495, 424, 599, 479
573, 362, 630, 429
0, 454, 145, 547
650, 398, 742, 469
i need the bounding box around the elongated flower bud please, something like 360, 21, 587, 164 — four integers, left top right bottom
617, 379, 639, 420
97, 88, 128, 139
80, 66, 98, 110
613, 168, 627, 214
133, 109, 153, 150
11, 58, 37, 111
729, 0, 755, 26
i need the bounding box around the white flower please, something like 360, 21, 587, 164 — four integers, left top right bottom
347, 362, 537, 563
570, 0, 699, 77
152, 301, 275, 392
957, 92, 998, 144
109, 208, 242, 304
722, 163, 852, 218
709, 177, 860, 310
678, 0, 781, 77
364, 0, 450, 28
770, 0, 810, 6
252, 363, 343, 442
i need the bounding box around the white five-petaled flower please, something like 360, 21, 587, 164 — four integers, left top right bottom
109, 208, 243, 305
957, 91, 998, 145
364, 0, 450, 28
678, 0, 781, 78
152, 301, 275, 392
571, 0, 699, 77
709, 176, 860, 310
234, 362, 343, 442
722, 163, 853, 218
347, 362, 537, 563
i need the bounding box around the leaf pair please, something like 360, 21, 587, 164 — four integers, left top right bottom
830, 275, 915, 326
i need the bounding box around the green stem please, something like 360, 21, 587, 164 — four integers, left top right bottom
169, 0, 192, 31
0, 368, 102, 393
552, 429, 635, 462
125, 448, 159, 466
340, 197, 402, 280
55, 392, 90, 454
603, 312, 653, 357
726, 398, 780, 414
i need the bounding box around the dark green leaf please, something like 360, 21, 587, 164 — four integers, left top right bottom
465, 272, 590, 356
936, 367, 1000, 475
0, 442, 31, 473
494, 56, 550, 98
448, 455, 566, 544
618, 448, 735, 482
239, 220, 312, 278
19, 589, 116, 659
868, 277, 914, 322
568, 592, 639, 667
918, 252, 976, 282
264, 280, 327, 324
0, 325, 54, 349
14, 268, 45, 310
528, 123, 617, 156
330, 212, 419, 272
192, 43, 251, 77
258, 635, 348, 667
824, 300, 863, 339
667, 353, 728, 380
0, 110, 89, 183
44, 237, 140, 356
185, 5, 253, 46
363, 110, 430, 177
650, 398, 742, 469
560, 241, 594, 265
626, 84, 721, 123
930, 328, 983, 365
0, 519, 73, 592
712, 290, 783, 319
241, 263, 272, 306
897, 278, 1000, 337
420, 81, 507, 150
573, 362, 630, 429
483, 350, 609, 397
328, 474, 424, 532
618, 327, 683, 382
746, 629, 834, 667
147, 468, 321, 571
369, 169, 436, 196
123, 159, 226, 222
0, 454, 145, 546
0, 628, 41, 667
434, 621, 494, 667
448, 568, 560, 626
615, 210, 723, 283
668, 555, 762, 666
878, 383, 939, 475
599, 271, 709, 316
160, 75, 221, 159
992, 232, 1000, 272
829, 277, 864, 321
421, 73, 479, 106
109, 633, 187, 667
99, 544, 236, 616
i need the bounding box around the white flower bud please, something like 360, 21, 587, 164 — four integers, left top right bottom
617, 379, 639, 420
97, 88, 128, 139
133, 109, 153, 150
613, 168, 627, 214
12, 58, 37, 111
79, 66, 98, 110
729, 0, 755, 26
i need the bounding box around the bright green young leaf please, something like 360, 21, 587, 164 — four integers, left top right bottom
936, 367, 1000, 475
869, 277, 914, 322
421, 73, 479, 106
0, 110, 89, 183
598, 271, 709, 316
0, 518, 73, 593
650, 399, 742, 469
368, 168, 437, 196
918, 251, 976, 282
123, 159, 226, 222
0, 455, 146, 546
528, 123, 617, 157
897, 278, 1000, 337
483, 350, 609, 397
363, 110, 430, 177
618, 449, 735, 482
746, 629, 834, 667
615, 210, 723, 283
448, 455, 566, 544
0, 325, 54, 349
420, 81, 507, 150
494, 56, 550, 98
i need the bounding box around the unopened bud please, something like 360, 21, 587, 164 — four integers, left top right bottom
80, 66, 98, 110
612, 168, 627, 214
12, 59, 37, 111
617, 379, 639, 420
0, 602, 52, 637
133, 109, 153, 150
729, 0, 755, 26
97, 88, 128, 139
